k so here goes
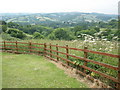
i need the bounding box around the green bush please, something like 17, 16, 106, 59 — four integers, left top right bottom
53, 28, 74, 40
33, 32, 44, 39
1, 32, 20, 41
7, 28, 26, 39
2, 25, 7, 32
47, 33, 56, 40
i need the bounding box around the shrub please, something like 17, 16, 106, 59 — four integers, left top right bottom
47, 33, 56, 40
33, 32, 44, 39
1, 32, 20, 41
53, 28, 74, 40
7, 28, 26, 39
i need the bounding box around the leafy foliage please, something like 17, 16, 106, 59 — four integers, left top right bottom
53, 28, 74, 40
33, 32, 44, 39
1, 32, 20, 41
0, 16, 118, 41
7, 28, 26, 39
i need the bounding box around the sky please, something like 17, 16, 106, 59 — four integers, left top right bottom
0, 0, 119, 14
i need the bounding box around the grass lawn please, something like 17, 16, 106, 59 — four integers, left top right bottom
2, 52, 88, 88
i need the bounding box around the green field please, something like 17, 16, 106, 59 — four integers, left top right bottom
19, 39, 119, 87
1, 39, 119, 86
2, 52, 88, 88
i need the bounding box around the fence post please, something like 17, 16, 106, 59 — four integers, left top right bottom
118, 58, 120, 89
44, 43, 46, 56
4, 41, 6, 50
84, 46, 88, 73
66, 45, 69, 66
50, 43, 52, 57
29, 42, 32, 53
56, 44, 59, 61
16, 41, 18, 53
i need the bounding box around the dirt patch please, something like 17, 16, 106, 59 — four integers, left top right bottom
46, 59, 100, 88
46, 58, 112, 89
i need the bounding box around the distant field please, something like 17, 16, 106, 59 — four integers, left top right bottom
2, 52, 88, 88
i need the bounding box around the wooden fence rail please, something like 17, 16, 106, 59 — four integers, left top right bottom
0, 41, 120, 89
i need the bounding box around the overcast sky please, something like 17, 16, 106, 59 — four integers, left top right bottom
0, 0, 119, 14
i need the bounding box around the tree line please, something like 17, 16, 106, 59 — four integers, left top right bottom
0, 19, 119, 41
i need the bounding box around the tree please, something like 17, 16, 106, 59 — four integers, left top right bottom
102, 29, 111, 36
0, 21, 7, 32
98, 21, 107, 28
72, 26, 83, 36
33, 32, 44, 39
54, 28, 74, 40
8, 22, 19, 28
0, 21, 7, 25
108, 19, 118, 28
2, 25, 7, 32
94, 27, 100, 32
76, 29, 96, 36
7, 29, 26, 39
48, 33, 56, 40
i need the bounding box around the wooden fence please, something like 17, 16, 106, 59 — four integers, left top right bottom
0, 41, 120, 89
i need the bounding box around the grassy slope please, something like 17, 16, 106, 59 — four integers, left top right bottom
2, 52, 88, 88
21, 39, 118, 66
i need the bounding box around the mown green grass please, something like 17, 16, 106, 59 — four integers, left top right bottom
2, 52, 88, 88
19, 39, 119, 88
1, 39, 119, 88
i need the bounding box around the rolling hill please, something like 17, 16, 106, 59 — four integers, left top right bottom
1, 12, 117, 26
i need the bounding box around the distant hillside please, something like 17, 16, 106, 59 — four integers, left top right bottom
1, 12, 117, 26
